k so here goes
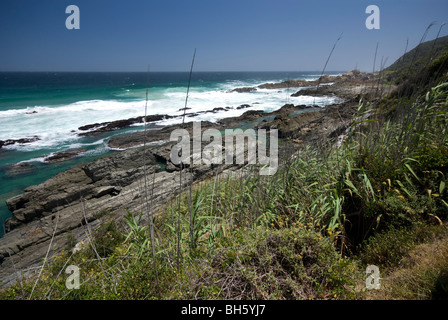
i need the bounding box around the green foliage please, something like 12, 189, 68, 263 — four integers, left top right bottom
432, 268, 448, 300
92, 218, 124, 258
358, 224, 448, 270
338, 81, 448, 244
124, 210, 149, 258
184, 227, 361, 299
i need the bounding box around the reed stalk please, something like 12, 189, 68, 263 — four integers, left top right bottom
177, 48, 197, 269
142, 65, 160, 291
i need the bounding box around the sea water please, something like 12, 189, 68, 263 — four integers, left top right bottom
0, 71, 343, 236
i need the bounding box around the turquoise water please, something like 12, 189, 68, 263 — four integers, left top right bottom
0, 71, 343, 236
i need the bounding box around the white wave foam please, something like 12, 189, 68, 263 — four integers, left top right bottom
1, 78, 341, 151
106, 139, 166, 151
19, 156, 47, 164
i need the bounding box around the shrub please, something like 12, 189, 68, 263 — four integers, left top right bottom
184, 227, 362, 300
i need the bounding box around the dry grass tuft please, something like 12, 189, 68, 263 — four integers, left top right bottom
367, 225, 448, 300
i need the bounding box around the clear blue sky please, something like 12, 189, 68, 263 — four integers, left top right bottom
1, 0, 447, 72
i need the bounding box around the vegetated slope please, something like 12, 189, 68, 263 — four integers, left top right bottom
382, 35, 448, 98
385, 35, 448, 74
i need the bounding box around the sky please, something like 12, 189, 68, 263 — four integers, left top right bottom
0, 0, 447, 72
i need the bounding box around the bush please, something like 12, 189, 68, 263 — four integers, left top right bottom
184, 227, 362, 300
89, 218, 125, 258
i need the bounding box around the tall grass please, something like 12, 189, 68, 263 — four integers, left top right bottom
177, 48, 196, 269
142, 65, 159, 290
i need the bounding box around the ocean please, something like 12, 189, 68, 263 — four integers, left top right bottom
0, 71, 343, 236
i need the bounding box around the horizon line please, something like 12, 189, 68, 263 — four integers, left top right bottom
0, 69, 356, 74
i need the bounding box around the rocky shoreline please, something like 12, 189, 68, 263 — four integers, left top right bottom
0, 136, 40, 149
0, 70, 384, 288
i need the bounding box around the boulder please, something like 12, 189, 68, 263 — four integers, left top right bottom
78, 115, 175, 136
236, 104, 252, 110
44, 148, 87, 163
231, 87, 256, 93
0, 136, 40, 149
3, 163, 36, 177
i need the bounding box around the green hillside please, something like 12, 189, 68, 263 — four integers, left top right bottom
382, 35, 448, 98
386, 35, 448, 73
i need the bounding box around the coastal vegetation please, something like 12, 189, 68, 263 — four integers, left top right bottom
1, 36, 448, 300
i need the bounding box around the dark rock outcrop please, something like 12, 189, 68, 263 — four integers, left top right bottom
2, 163, 36, 178
78, 115, 174, 136
236, 104, 252, 110
290, 70, 378, 100
231, 87, 257, 93
0, 136, 40, 149
231, 70, 375, 95
44, 148, 87, 163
